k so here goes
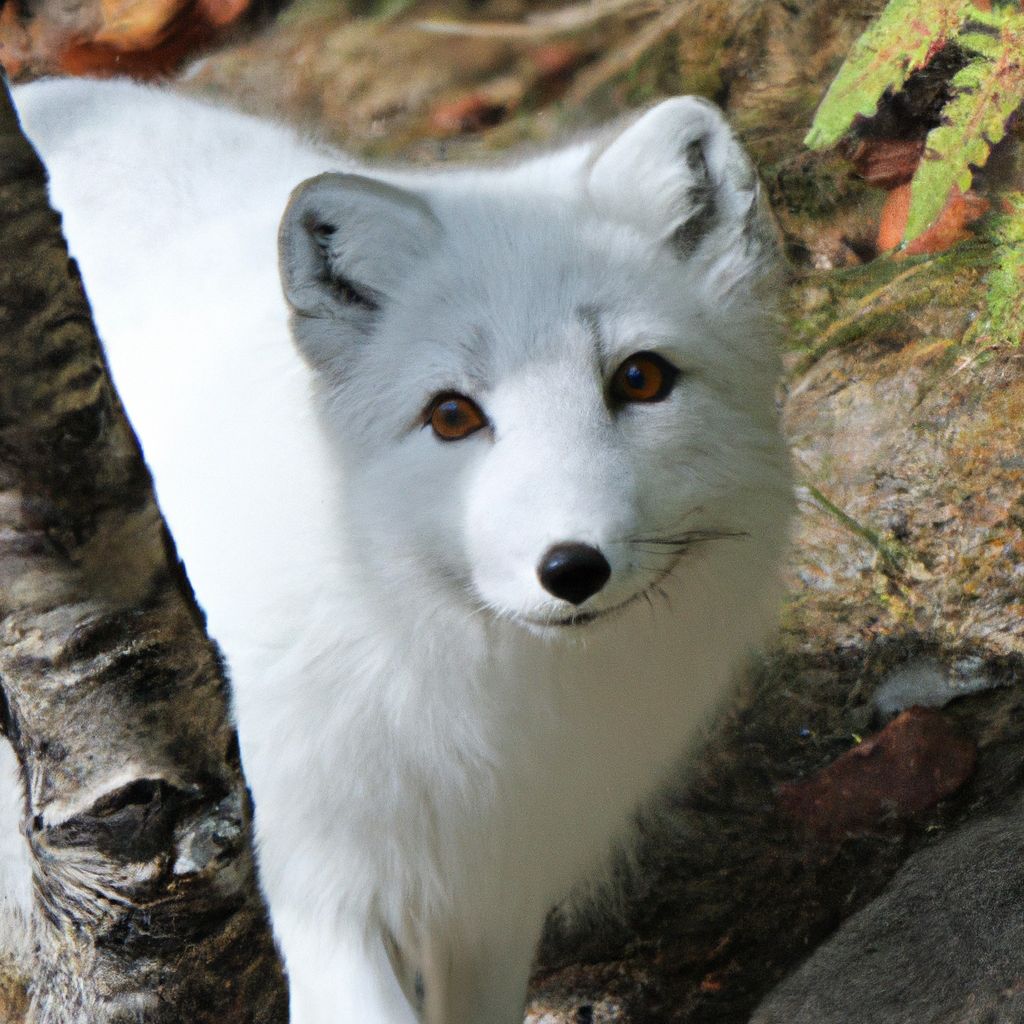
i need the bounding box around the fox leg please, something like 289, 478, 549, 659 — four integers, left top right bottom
274, 911, 419, 1024
421, 930, 539, 1024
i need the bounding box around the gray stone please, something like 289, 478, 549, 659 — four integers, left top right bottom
752, 797, 1024, 1024
873, 658, 1000, 718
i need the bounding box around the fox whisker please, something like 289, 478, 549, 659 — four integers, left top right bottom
632, 529, 749, 549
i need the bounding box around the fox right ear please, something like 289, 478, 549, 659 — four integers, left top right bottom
278, 173, 441, 361
586, 97, 779, 299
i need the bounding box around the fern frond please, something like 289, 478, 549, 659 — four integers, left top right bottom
805, 0, 974, 151
906, 10, 1024, 241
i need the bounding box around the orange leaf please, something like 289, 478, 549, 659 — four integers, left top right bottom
529, 42, 586, 79
195, 0, 247, 29
877, 182, 990, 255
877, 181, 912, 251
57, 5, 214, 77
429, 94, 506, 135
903, 186, 990, 255
0, 1, 31, 77
92, 0, 184, 49
850, 138, 924, 188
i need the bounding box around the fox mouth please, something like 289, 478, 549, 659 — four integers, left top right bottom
514, 528, 747, 631
520, 559, 681, 630
521, 595, 638, 630
524, 610, 604, 629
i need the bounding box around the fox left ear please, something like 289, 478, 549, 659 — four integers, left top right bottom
586, 97, 779, 296
278, 172, 441, 367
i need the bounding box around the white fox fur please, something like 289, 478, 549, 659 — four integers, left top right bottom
7, 78, 792, 1023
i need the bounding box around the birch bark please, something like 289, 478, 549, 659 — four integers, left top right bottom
0, 76, 287, 1023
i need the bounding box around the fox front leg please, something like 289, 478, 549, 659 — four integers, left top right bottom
419, 931, 540, 1024
273, 910, 419, 1024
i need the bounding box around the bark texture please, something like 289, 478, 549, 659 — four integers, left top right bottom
0, 77, 287, 1023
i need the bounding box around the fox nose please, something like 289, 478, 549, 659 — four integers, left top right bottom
537, 543, 612, 605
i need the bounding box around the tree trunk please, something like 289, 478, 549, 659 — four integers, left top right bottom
0, 76, 288, 1023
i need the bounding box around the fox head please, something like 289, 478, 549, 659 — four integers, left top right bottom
278, 98, 791, 636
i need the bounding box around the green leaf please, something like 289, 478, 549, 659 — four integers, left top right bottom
805, 0, 974, 150
906, 28, 1024, 241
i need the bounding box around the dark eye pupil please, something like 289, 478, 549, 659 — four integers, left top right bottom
625, 364, 646, 391
440, 401, 465, 426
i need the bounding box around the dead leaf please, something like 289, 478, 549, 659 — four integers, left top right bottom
902, 186, 990, 256
777, 707, 977, 842
850, 137, 924, 188
0, 1, 30, 77
429, 92, 506, 134
877, 182, 989, 254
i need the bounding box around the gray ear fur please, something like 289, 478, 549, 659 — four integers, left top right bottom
278, 171, 441, 323
586, 97, 779, 294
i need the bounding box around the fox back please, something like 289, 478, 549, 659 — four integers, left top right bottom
8, 79, 792, 1023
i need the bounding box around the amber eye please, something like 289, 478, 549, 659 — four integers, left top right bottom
426, 393, 488, 441
609, 351, 679, 405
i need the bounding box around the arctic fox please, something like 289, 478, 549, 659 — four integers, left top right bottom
6, 78, 792, 1023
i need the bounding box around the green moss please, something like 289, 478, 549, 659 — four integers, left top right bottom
972, 191, 1024, 347
767, 152, 876, 221
619, 34, 684, 107
912, 338, 962, 406
786, 239, 996, 383
805, 0, 976, 151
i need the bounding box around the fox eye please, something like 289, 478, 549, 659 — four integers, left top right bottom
425, 393, 488, 441
609, 351, 679, 405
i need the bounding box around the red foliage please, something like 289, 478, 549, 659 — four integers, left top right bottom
850, 138, 924, 189
877, 181, 913, 251
528, 42, 587, 80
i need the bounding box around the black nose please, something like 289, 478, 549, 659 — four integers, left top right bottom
537, 543, 612, 606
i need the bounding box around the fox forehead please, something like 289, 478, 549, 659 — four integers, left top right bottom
364, 208, 707, 380
283, 96, 782, 441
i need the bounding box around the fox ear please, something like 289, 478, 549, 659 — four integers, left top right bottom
278, 172, 441, 325
586, 97, 779, 296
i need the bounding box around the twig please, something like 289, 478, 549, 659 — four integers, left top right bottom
802, 485, 908, 573
564, 0, 694, 103
416, 0, 661, 39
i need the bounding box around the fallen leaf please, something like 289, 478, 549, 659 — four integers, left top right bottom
93, 0, 183, 48
0, 1, 30, 77
903, 186, 990, 255
196, 0, 247, 29
877, 181, 911, 251
528, 41, 586, 79
777, 706, 977, 842
699, 973, 725, 994
429, 93, 506, 134
850, 137, 924, 188
877, 182, 989, 254
57, 11, 215, 77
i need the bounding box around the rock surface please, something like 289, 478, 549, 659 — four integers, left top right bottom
752, 795, 1024, 1024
